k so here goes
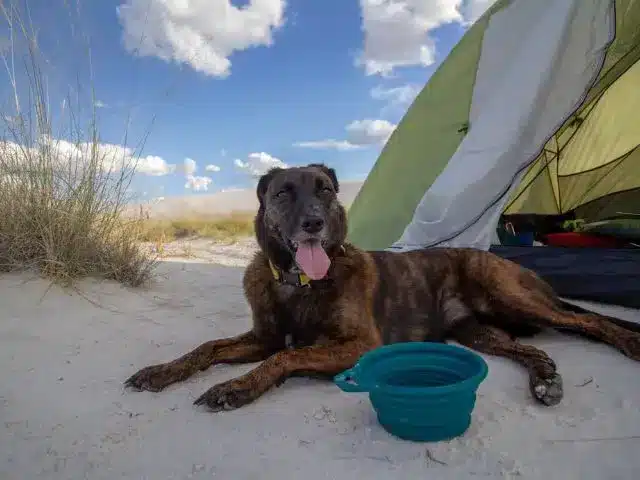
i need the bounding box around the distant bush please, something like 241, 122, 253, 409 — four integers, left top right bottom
137, 213, 255, 243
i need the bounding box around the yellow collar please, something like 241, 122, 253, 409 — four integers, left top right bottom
269, 259, 311, 287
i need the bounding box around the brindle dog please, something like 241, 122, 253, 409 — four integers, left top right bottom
125, 163, 640, 409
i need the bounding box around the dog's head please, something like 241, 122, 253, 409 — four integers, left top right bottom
254, 163, 347, 280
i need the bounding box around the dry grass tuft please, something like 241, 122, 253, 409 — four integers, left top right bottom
0, 1, 157, 287
0, 153, 158, 286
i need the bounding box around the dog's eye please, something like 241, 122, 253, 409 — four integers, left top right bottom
274, 190, 287, 198
321, 186, 333, 194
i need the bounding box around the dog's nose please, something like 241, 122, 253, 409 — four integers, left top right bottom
301, 216, 325, 234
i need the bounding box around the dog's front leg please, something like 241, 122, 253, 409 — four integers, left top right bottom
125, 331, 273, 392
193, 337, 378, 411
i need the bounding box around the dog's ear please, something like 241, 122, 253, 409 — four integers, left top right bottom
309, 163, 339, 193
256, 167, 283, 206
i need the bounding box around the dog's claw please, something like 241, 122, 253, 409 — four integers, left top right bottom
193, 380, 256, 412
124, 363, 179, 392
530, 373, 563, 406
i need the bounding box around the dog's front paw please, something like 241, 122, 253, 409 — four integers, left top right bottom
193, 379, 258, 412
124, 363, 185, 392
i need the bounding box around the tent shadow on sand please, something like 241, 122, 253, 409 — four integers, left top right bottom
1, 259, 640, 479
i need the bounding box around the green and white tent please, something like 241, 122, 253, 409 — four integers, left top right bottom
347, 0, 640, 253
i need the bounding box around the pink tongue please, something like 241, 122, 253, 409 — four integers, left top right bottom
295, 242, 331, 280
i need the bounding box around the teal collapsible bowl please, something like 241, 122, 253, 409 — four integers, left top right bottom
334, 342, 488, 442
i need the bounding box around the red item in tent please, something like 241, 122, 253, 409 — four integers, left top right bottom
544, 232, 625, 248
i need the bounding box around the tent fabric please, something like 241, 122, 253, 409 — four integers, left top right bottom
505, 55, 640, 215
388, 0, 614, 252
345, 0, 511, 252
346, 0, 640, 253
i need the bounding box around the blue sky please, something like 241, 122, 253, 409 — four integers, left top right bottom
0, 0, 492, 201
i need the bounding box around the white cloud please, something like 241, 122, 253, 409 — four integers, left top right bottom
42, 136, 133, 171
294, 119, 397, 151
357, 0, 496, 76
205, 164, 221, 172
182, 157, 197, 175
370, 83, 421, 109
234, 152, 288, 177
460, 0, 496, 24
117, 0, 287, 78
293, 140, 363, 151
185, 175, 212, 191
346, 119, 396, 145
0, 135, 176, 176
136, 155, 176, 176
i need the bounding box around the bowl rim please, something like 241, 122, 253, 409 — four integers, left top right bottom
335, 341, 489, 396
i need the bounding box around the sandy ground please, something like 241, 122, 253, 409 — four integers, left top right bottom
127, 180, 364, 220
2, 241, 640, 480
140, 237, 259, 267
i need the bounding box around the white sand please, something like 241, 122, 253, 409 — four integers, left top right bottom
2, 248, 640, 479
128, 181, 364, 220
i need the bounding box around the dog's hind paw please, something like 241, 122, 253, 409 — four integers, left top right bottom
530, 373, 563, 406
